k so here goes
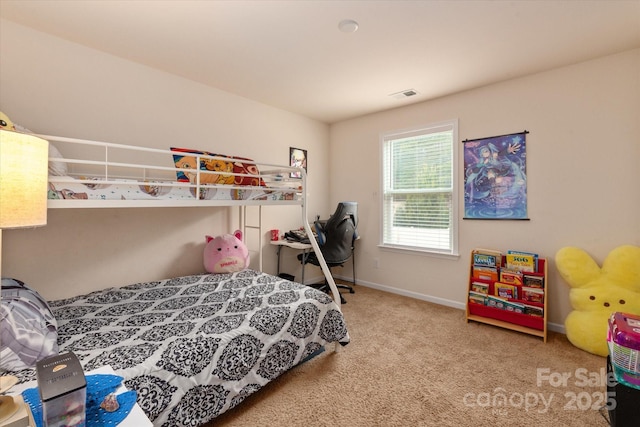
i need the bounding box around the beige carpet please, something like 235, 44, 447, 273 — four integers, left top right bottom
210, 285, 610, 427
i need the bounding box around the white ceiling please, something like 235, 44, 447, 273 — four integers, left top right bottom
1, 0, 639, 124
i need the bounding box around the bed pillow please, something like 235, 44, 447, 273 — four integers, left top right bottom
48, 143, 68, 176
0, 278, 58, 371
13, 121, 67, 176
171, 147, 265, 187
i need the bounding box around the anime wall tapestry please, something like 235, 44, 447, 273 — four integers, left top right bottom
463, 131, 528, 220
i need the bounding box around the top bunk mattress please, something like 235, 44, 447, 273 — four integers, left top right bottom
42, 134, 304, 207
48, 177, 296, 203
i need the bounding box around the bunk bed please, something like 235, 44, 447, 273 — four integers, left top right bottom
4, 134, 350, 426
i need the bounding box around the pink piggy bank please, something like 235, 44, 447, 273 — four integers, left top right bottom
203, 230, 250, 273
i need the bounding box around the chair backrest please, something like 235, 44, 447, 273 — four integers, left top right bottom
315, 202, 358, 264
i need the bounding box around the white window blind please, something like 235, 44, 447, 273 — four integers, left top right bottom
381, 120, 458, 255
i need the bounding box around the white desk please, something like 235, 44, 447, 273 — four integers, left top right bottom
270, 240, 313, 283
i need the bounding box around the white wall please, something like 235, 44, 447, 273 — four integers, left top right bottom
329, 49, 640, 327
0, 20, 330, 299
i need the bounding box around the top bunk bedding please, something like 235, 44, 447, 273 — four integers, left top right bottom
42, 134, 304, 208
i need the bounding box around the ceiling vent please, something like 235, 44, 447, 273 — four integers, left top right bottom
389, 89, 419, 100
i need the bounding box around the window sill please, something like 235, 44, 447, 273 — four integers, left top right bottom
378, 244, 460, 260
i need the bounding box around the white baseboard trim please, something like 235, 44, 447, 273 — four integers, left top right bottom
329, 274, 566, 335
349, 276, 466, 310
547, 322, 565, 334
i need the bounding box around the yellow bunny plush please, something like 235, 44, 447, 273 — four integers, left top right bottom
556, 245, 640, 356
0, 111, 16, 130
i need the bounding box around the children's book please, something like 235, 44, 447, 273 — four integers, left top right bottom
499, 269, 524, 285
521, 287, 544, 304
494, 282, 518, 300
487, 295, 507, 309
506, 250, 538, 273
473, 266, 498, 281
523, 274, 545, 289
472, 248, 502, 269
523, 303, 544, 317
471, 281, 489, 294
503, 300, 525, 314
468, 291, 487, 305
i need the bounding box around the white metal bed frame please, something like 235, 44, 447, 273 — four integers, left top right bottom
40, 134, 343, 309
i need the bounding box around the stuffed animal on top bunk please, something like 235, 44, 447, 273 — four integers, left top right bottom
203, 229, 250, 273
173, 154, 235, 185
203, 158, 236, 185
0, 111, 17, 130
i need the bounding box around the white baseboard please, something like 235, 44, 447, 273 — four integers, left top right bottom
328, 274, 566, 335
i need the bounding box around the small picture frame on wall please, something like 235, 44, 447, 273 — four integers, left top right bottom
290, 147, 307, 178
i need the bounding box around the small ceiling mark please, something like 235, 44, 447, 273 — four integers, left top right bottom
389, 89, 419, 100
338, 19, 359, 33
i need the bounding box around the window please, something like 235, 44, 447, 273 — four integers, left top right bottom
381, 119, 458, 255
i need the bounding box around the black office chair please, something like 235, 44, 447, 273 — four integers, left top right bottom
298, 201, 358, 303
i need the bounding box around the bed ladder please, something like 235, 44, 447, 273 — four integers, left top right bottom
239, 187, 342, 309
239, 205, 263, 272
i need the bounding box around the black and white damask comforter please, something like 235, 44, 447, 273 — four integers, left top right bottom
12, 269, 350, 426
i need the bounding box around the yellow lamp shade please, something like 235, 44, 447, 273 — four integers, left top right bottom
0, 130, 49, 228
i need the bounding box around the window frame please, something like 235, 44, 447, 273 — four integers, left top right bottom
379, 119, 459, 257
